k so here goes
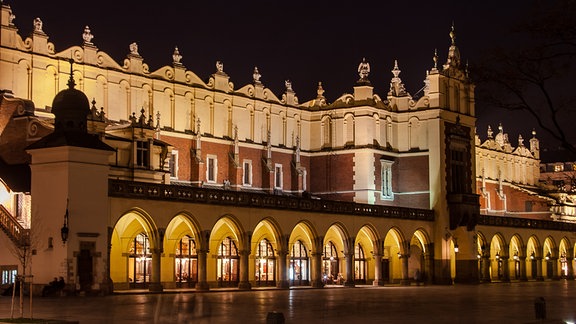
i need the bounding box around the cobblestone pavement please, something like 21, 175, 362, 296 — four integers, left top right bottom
0, 280, 575, 323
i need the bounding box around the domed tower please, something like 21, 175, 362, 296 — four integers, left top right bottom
26, 60, 114, 295
51, 65, 91, 133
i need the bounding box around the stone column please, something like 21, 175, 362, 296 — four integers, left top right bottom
400, 253, 410, 285
424, 244, 434, 285
519, 256, 528, 281
566, 248, 574, 280
551, 257, 560, 280
551, 247, 559, 279
372, 253, 383, 286
104, 226, 113, 295
501, 256, 510, 282
310, 252, 324, 288
481, 255, 491, 282
276, 250, 289, 289
536, 257, 544, 281
148, 247, 163, 292
344, 251, 355, 287
238, 250, 252, 290
195, 249, 209, 291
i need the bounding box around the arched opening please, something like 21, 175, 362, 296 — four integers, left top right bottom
110, 210, 157, 290
508, 235, 525, 281
383, 228, 406, 284
526, 236, 541, 280
489, 235, 505, 281
252, 218, 282, 287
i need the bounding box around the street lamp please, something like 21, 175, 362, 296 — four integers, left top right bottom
61, 199, 69, 244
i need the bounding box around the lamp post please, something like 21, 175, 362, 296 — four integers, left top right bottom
61, 199, 69, 244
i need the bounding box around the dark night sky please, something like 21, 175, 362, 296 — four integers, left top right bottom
6, 0, 553, 147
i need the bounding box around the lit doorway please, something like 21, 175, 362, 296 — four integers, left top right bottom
354, 243, 366, 284
217, 237, 239, 287
255, 239, 275, 287
322, 241, 339, 284
128, 232, 151, 288
290, 240, 309, 286
175, 235, 198, 288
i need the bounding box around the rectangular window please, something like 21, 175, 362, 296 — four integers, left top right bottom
274, 164, 283, 189
525, 201, 533, 212
169, 150, 178, 179
1, 266, 17, 285
555, 164, 564, 172
449, 145, 468, 193
243, 160, 252, 186
381, 160, 394, 199
206, 155, 217, 183
136, 140, 150, 167
15, 193, 23, 218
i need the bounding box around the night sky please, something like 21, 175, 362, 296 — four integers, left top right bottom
6, 0, 549, 147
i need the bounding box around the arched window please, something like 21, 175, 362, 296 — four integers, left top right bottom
354, 243, 366, 283
128, 232, 151, 288
175, 235, 198, 287
322, 241, 339, 284
344, 114, 354, 147
322, 116, 332, 148
255, 239, 276, 287
217, 237, 239, 287
290, 240, 309, 286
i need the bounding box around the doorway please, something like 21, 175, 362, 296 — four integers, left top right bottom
78, 241, 94, 293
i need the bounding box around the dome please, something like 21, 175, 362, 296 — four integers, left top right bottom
51, 73, 90, 132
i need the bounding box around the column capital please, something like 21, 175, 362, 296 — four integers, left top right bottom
238, 249, 251, 257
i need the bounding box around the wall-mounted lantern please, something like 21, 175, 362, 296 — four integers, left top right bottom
60, 199, 69, 244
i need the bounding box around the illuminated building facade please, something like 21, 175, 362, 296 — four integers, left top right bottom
0, 3, 574, 295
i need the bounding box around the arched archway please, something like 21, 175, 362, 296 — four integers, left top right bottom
409, 229, 431, 284
509, 234, 525, 281
527, 236, 542, 280
489, 233, 507, 282
164, 213, 202, 288
251, 218, 283, 287
209, 215, 246, 288
543, 236, 558, 280
476, 231, 490, 282
288, 221, 316, 287
110, 209, 159, 290
323, 223, 349, 285
356, 225, 381, 285
383, 227, 408, 284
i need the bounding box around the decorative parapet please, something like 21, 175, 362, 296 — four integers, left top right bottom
478, 214, 576, 231
108, 179, 435, 221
